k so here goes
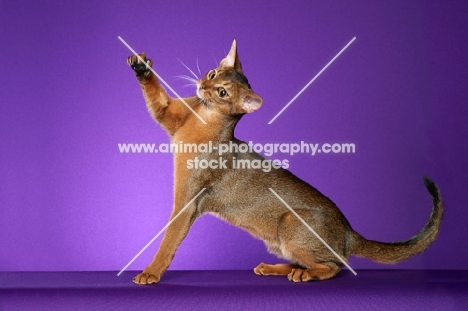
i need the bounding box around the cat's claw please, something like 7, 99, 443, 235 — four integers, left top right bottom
127, 53, 153, 81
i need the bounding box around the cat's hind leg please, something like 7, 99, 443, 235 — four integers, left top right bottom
277, 210, 344, 282
254, 263, 296, 276
253, 262, 340, 281
287, 263, 341, 282
253, 261, 340, 281
253, 240, 298, 276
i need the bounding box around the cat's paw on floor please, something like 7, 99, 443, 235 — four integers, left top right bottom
133, 271, 160, 285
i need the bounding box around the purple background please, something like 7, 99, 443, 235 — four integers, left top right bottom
1, 0, 467, 272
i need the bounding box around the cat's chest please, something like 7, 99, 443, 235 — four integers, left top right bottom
172, 117, 224, 144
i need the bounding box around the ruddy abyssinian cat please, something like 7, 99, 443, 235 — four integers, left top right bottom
126, 40, 443, 284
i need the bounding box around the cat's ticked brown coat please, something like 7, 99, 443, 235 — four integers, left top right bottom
126, 40, 443, 284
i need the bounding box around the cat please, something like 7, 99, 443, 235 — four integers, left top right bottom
126, 40, 443, 284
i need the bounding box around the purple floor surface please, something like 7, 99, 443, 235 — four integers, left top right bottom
1, 270, 467, 310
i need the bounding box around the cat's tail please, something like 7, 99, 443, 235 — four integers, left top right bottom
350, 176, 443, 264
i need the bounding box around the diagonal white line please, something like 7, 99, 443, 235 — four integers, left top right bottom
117, 188, 206, 276
268, 37, 357, 124
178, 58, 199, 80
269, 188, 357, 275
118, 36, 207, 125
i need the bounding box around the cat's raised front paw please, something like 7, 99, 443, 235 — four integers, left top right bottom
127, 53, 153, 82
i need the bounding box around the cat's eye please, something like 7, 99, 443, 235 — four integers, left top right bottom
217, 88, 228, 98
208, 70, 216, 80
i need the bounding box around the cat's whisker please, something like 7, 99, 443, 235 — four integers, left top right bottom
212, 53, 218, 67
175, 75, 199, 89
196, 57, 201, 76
177, 58, 199, 80
176, 75, 198, 83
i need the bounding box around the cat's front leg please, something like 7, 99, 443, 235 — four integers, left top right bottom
127, 53, 191, 135
133, 200, 198, 285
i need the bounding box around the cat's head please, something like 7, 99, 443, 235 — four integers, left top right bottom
197, 40, 263, 116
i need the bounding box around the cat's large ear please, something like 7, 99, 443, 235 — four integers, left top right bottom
239, 89, 262, 113
219, 40, 243, 73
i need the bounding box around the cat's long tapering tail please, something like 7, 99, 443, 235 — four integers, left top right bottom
350, 177, 443, 264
